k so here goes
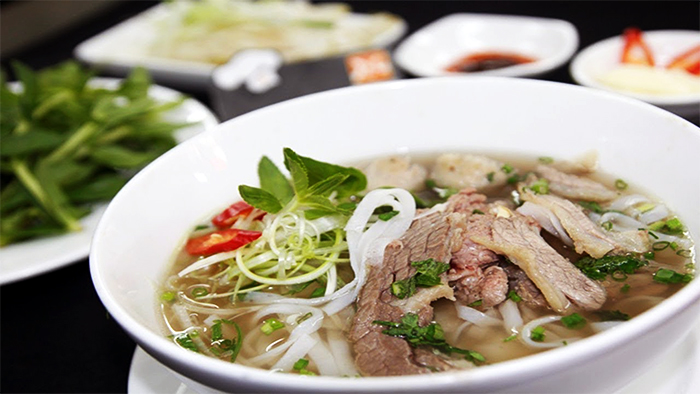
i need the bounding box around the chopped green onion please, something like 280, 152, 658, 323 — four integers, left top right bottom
677, 249, 692, 258
643, 251, 655, 260
528, 179, 549, 195
578, 201, 606, 214
501, 164, 514, 174
309, 287, 325, 298
507, 290, 522, 302
652, 241, 670, 251
620, 284, 631, 293
530, 326, 546, 342
296, 312, 313, 324
486, 172, 495, 182
611, 269, 627, 282
191, 287, 209, 298
561, 313, 587, 330
614, 179, 628, 190
293, 358, 309, 371
472, 209, 484, 215
503, 334, 518, 342
260, 318, 285, 335
595, 310, 630, 321
602, 221, 613, 231
653, 268, 693, 284
160, 291, 176, 302
468, 299, 483, 307
538, 156, 554, 164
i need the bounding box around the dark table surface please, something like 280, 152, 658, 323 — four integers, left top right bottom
1, 1, 699, 393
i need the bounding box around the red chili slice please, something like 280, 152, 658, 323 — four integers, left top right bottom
667, 44, 700, 75
185, 229, 262, 256
212, 201, 255, 228
621, 28, 655, 66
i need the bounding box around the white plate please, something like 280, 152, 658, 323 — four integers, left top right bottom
0, 78, 219, 286
74, 3, 407, 91
570, 30, 700, 116
127, 317, 700, 394
393, 13, 579, 78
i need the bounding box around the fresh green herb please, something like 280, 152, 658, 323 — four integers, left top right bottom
260, 318, 285, 335
653, 268, 693, 284
561, 313, 587, 330
239, 148, 366, 216
191, 287, 209, 298
594, 310, 630, 321
528, 179, 549, 194
574, 255, 646, 281
373, 313, 485, 365
1, 61, 191, 246
472, 209, 484, 215
378, 210, 399, 221
390, 259, 450, 299
468, 299, 483, 307
538, 156, 554, 164
530, 326, 546, 342
507, 174, 522, 184
643, 251, 655, 260
209, 319, 243, 362
507, 290, 522, 302
160, 291, 176, 302
621, 284, 631, 293
174, 331, 199, 352
578, 201, 607, 214
614, 179, 628, 190
501, 164, 514, 174
602, 221, 613, 231
486, 172, 495, 182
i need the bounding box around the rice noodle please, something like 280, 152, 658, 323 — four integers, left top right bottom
638, 204, 669, 225
326, 330, 359, 376
520, 315, 579, 349
271, 334, 317, 372
498, 300, 523, 334
608, 194, 650, 212
455, 304, 502, 327
598, 212, 646, 231
591, 321, 624, 332
307, 333, 340, 376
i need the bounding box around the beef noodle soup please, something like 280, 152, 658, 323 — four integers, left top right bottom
159, 148, 695, 376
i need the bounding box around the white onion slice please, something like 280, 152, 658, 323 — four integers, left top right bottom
638, 204, 669, 225
498, 300, 523, 334
517, 202, 573, 246
608, 194, 650, 212
307, 333, 340, 376
455, 304, 502, 327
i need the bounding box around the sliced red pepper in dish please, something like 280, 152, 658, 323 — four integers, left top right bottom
621, 28, 655, 66
212, 201, 256, 228
185, 229, 262, 256
666, 44, 700, 75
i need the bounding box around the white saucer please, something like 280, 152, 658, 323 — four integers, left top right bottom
128, 321, 700, 393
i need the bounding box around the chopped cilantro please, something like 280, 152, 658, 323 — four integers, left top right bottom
174, 331, 199, 352
378, 210, 400, 221
574, 255, 646, 281
578, 201, 606, 214
595, 310, 630, 322
373, 313, 485, 365
390, 259, 450, 299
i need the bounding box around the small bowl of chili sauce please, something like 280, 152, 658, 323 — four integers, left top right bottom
394, 14, 578, 78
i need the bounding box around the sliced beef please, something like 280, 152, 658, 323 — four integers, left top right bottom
501, 263, 547, 308
443, 190, 506, 307
430, 153, 508, 193
349, 210, 463, 376
536, 164, 619, 202
520, 190, 649, 258
469, 210, 606, 312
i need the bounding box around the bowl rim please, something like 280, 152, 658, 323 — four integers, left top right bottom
90, 76, 700, 392
569, 29, 700, 106
393, 13, 579, 78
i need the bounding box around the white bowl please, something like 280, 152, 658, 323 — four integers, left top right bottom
90, 77, 700, 393
570, 30, 700, 117
393, 14, 579, 78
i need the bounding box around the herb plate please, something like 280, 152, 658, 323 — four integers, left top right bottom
0, 79, 219, 285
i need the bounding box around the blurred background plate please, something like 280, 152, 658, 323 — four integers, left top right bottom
570, 30, 700, 117
393, 13, 578, 78
0, 78, 218, 285
74, 2, 407, 91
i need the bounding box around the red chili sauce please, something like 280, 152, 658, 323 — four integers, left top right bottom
445, 52, 536, 73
